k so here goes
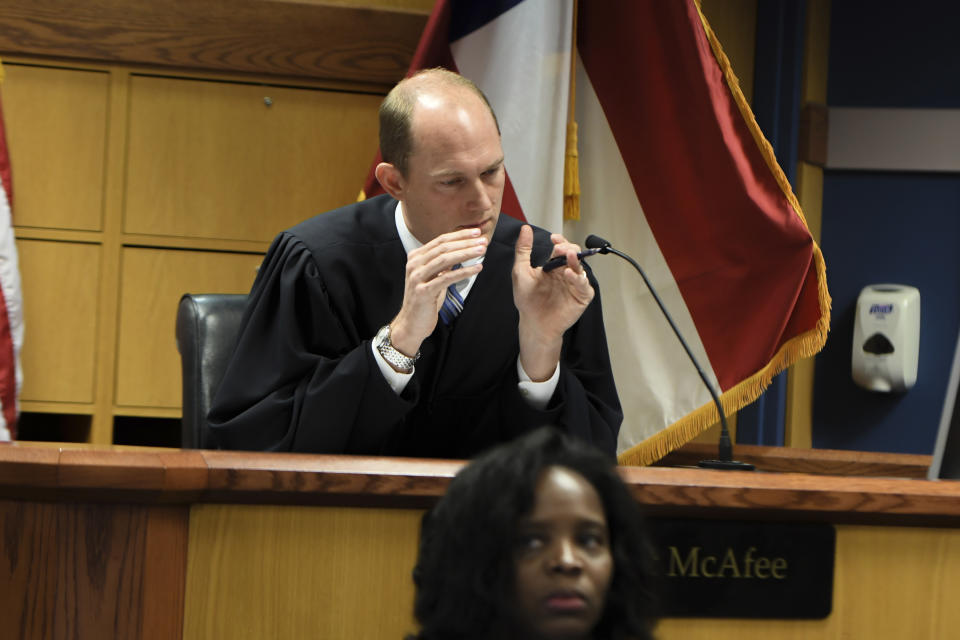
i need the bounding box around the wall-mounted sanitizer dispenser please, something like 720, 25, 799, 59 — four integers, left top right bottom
851, 284, 920, 392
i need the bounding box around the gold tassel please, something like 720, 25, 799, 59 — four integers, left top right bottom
563, 120, 580, 221
562, 0, 580, 221
357, 189, 367, 202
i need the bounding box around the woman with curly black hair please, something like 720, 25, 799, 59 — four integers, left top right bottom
408, 427, 659, 640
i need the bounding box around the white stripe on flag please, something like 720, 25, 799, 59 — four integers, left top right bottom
0, 177, 20, 441
563, 55, 719, 451
451, 0, 572, 233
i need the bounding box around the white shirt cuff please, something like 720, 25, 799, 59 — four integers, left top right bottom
517, 358, 559, 410
372, 341, 413, 395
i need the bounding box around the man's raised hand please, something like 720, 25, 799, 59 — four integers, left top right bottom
512, 225, 594, 381
388, 228, 486, 356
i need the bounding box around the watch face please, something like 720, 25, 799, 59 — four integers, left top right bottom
375, 324, 391, 347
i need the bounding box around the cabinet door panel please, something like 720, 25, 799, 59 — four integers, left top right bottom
17, 239, 99, 402
3, 64, 108, 231
115, 248, 262, 409
184, 505, 420, 639
124, 75, 380, 242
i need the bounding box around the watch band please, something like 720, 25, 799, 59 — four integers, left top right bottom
375, 324, 420, 372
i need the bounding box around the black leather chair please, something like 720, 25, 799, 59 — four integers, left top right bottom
175, 293, 247, 449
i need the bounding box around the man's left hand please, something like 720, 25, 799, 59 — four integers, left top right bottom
513, 225, 595, 381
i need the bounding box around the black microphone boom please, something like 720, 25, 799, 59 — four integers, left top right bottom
586, 234, 754, 471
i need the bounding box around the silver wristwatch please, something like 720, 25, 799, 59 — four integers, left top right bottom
375, 324, 420, 373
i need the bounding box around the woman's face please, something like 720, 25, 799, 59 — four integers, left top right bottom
511, 466, 614, 640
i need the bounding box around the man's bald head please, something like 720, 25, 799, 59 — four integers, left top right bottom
379, 68, 501, 177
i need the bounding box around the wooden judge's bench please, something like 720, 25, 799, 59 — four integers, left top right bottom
2, 441, 960, 639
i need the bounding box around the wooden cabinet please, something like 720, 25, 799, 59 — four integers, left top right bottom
17, 239, 100, 403
3, 65, 109, 232
124, 75, 379, 242
2, 59, 381, 443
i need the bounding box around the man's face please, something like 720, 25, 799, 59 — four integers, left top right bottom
395, 90, 505, 245
511, 466, 613, 640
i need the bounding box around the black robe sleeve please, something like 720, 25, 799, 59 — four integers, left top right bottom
208, 232, 418, 453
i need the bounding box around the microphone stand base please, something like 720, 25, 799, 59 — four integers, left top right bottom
697, 459, 756, 471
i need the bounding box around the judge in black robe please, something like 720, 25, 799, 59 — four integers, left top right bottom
208, 195, 621, 457
208, 69, 623, 458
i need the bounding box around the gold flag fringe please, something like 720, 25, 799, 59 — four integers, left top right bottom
357, 189, 367, 202
562, 0, 581, 221
617, 2, 832, 467
0, 58, 5, 84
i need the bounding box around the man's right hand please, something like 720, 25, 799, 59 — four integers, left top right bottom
388, 228, 487, 356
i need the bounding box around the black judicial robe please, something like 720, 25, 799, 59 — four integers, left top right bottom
208, 195, 622, 458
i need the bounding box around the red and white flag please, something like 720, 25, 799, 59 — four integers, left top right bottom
363, 0, 830, 464
0, 60, 24, 442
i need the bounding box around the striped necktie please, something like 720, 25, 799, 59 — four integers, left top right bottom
438, 265, 464, 325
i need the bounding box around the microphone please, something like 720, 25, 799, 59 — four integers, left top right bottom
541, 248, 603, 272
586, 234, 754, 471
585, 234, 611, 251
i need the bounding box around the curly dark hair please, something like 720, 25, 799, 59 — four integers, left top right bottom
407, 427, 658, 640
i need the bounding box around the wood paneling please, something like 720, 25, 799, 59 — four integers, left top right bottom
833, 525, 960, 638
7, 444, 960, 639
0, 499, 189, 640
123, 75, 381, 242
0, 0, 432, 86
183, 504, 421, 640
115, 247, 262, 409
181, 517, 960, 640
657, 441, 931, 478
801, 0, 831, 107
786, 0, 831, 448
2, 63, 108, 231
143, 506, 191, 640
16, 239, 99, 403
699, 0, 757, 103
2, 1, 408, 441
5, 444, 955, 523
2, 56, 388, 440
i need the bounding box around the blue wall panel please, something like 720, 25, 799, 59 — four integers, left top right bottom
811, 1, 960, 454
828, 1, 960, 109
815, 174, 960, 453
